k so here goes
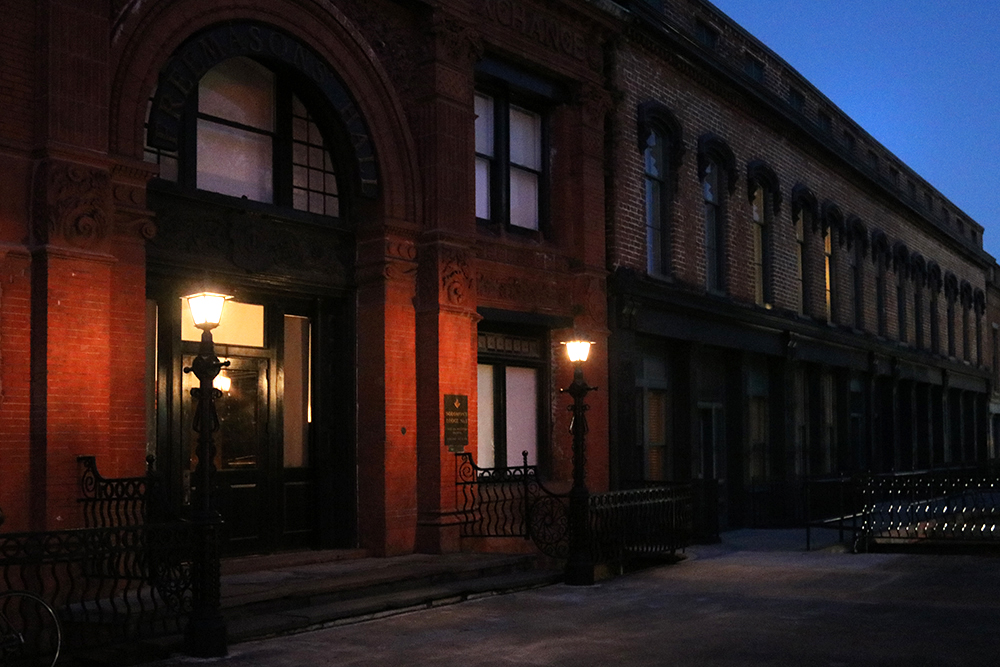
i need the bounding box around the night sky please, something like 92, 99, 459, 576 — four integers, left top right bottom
707, 0, 1000, 261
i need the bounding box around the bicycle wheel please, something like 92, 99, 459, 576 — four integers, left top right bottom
0, 591, 62, 667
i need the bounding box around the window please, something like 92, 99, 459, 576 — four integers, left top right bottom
704, 162, 724, 291
947, 291, 956, 357
475, 90, 545, 232
851, 241, 864, 330
875, 258, 887, 337
817, 111, 832, 133
843, 132, 856, 154
637, 353, 672, 481
795, 209, 807, 314
897, 273, 908, 343
889, 167, 900, 187
751, 186, 772, 307
914, 279, 924, 350
930, 285, 940, 353
147, 57, 341, 217
744, 56, 765, 82
477, 330, 546, 468
824, 233, 835, 322
925, 192, 934, 213
867, 150, 879, 171
695, 20, 719, 48
788, 88, 805, 112
645, 129, 669, 275
699, 135, 734, 294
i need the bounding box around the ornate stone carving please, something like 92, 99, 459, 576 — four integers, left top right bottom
476, 271, 563, 311
42, 162, 111, 249
440, 248, 473, 305
383, 239, 418, 281
429, 13, 483, 66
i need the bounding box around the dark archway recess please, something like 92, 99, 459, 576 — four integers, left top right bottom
148, 21, 379, 198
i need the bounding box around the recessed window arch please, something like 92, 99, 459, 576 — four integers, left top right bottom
698, 134, 737, 293
893, 242, 910, 343
927, 262, 943, 353
944, 272, 958, 357
910, 254, 927, 350
791, 185, 819, 316
747, 161, 781, 307
871, 230, 891, 338
637, 102, 685, 277
821, 202, 845, 324
847, 216, 868, 330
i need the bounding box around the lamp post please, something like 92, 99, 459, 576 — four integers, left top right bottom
561, 339, 596, 586
182, 290, 231, 658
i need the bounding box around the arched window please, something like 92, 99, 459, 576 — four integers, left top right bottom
894, 243, 910, 343
944, 273, 958, 357
792, 186, 819, 316
747, 161, 780, 307
847, 216, 867, 330
645, 130, 669, 274
821, 203, 845, 324
638, 102, 684, 277
961, 281, 973, 362
698, 134, 736, 294
871, 230, 890, 337
911, 254, 926, 350
148, 57, 341, 217
927, 262, 942, 354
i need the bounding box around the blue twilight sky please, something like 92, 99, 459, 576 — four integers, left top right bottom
706, 0, 1000, 261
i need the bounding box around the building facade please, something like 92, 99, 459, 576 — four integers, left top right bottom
606, 0, 995, 528
0, 0, 995, 554
0, 0, 613, 555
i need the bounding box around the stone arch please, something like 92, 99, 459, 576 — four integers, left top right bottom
697, 133, 737, 195
821, 201, 844, 239
870, 228, 891, 267
109, 0, 419, 224
846, 215, 868, 255
892, 241, 910, 278
926, 261, 942, 292
746, 160, 782, 215
790, 183, 818, 227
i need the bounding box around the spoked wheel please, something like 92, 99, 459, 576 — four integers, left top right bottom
0, 592, 62, 667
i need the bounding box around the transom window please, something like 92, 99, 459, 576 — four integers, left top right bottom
145, 56, 340, 218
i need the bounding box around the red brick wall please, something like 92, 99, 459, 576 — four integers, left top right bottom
0, 252, 32, 531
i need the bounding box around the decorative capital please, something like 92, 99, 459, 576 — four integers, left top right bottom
37, 161, 112, 250
429, 13, 483, 66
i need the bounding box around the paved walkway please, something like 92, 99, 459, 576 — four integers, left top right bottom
150, 529, 1000, 666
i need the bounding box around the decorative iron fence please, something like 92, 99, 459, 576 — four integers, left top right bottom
456, 454, 691, 564
857, 470, 1000, 551
589, 484, 691, 563
78, 455, 169, 528
0, 523, 194, 654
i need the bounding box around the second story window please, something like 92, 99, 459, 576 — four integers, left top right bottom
751, 186, 771, 306
795, 209, 807, 315
475, 88, 546, 233
645, 129, 669, 275
148, 56, 342, 217
704, 162, 724, 291
824, 233, 835, 322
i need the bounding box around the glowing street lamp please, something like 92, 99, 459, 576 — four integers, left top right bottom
182, 288, 231, 658
561, 339, 597, 586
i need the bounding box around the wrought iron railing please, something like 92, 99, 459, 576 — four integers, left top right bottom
456, 454, 692, 564
78, 455, 168, 528
0, 523, 194, 654
589, 484, 691, 563
803, 474, 864, 550
857, 470, 1000, 551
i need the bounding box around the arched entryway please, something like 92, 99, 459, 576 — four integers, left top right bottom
140, 22, 380, 554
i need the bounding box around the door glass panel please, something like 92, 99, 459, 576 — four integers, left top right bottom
183, 356, 267, 471
284, 315, 311, 468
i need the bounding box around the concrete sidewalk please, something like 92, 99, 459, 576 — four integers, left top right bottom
147, 528, 1000, 666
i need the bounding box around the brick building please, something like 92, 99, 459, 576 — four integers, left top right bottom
606, 1, 996, 528
0, 0, 612, 556
0, 0, 995, 555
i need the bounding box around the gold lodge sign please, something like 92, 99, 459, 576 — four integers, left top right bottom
444, 394, 468, 453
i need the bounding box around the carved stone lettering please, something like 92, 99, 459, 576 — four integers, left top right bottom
481, 0, 589, 63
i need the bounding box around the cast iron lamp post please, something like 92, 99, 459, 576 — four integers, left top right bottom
562, 339, 596, 586
183, 290, 231, 657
